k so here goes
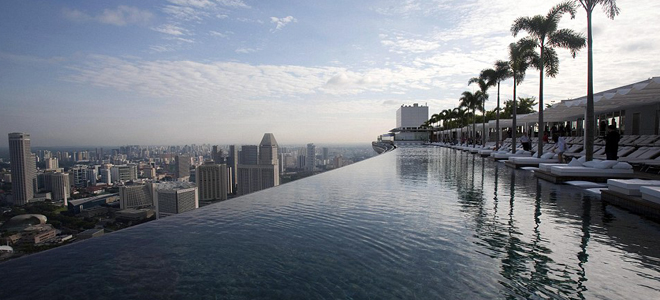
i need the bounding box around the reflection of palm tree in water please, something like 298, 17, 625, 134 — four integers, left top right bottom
527, 182, 557, 296
576, 197, 591, 298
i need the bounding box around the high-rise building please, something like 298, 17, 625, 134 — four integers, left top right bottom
240, 145, 258, 165
237, 133, 280, 195
396, 103, 429, 128
45, 172, 70, 205
154, 182, 198, 218
8, 133, 34, 205
305, 143, 316, 172
175, 155, 191, 181
227, 145, 238, 194
99, 168, 111, 185
110, 164, 138, 183
119, 184, 154, 209
322, 147, 329, 162
196, 162, 228, 201
211, 145, 225, 164
45, 157, 59, 170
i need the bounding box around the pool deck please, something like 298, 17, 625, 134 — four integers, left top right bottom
601, 190, 660, 221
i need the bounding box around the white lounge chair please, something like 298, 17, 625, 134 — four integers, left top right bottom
608, 179, 660, 196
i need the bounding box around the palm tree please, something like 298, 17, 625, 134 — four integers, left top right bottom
460, 91, 481, 146
468, 77, 494, 145
572, 0, 620, 161
507, 40, 539, 152
481, 61, 512, 148
512, 1, 586, 156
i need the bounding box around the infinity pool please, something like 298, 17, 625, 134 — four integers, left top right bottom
1, 146, 659, 299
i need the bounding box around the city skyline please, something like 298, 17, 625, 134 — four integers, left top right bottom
2, 0, 659, 147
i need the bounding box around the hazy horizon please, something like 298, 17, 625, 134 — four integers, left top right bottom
2, 0, 659, 147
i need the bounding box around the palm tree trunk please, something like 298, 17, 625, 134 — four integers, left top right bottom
538, 46, 545, 157
482, 98, 486, 146
472, 108, 476, 147
512, 77, 517, 153
496, 82, 500, 148
585, 11, 594, 161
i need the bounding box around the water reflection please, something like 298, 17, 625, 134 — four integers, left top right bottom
0, 146, 658, 299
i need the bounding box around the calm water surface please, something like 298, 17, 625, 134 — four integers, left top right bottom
1, 146, 660, 299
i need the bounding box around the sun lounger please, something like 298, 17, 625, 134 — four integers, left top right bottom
620, 147, 660, 163
608, 179, 660, 196
505, 155, 560, 168
640, 186, 660, 205
549, 166, 634, 177
538, 163, 567, 172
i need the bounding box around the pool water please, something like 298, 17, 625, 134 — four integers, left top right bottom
1, 146, 659, 299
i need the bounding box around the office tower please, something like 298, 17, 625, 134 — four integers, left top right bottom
111, 165, 138, 183
46, 157, 59, 170
237, 133, 280, 195
196, 162, 228, 201
322, 147, 329, 163
212, 145, 225, 164
45, 172, 70, 205
396, 103, 429, 128
8, 133, 34, 205
119, 184, 154, 209
99, 168, 111, 185
143, 166, 156, 179
240, 145, 258, 165
154, 182, 198, 218
175, 155, 191, 181
305, 143, 316, 172
70, 165, 88, 187
86, 169, 97, 185
227, 145, 238, 194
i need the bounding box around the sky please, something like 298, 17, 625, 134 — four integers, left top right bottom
1, 0, 658, 147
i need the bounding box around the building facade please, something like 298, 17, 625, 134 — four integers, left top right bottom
196, 163, 228, 201
8, 133, 35, 205
237, 133, 280, 196
154, 182, 198, 218
396, 103, 429, 128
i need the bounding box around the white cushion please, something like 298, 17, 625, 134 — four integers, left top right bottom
583, 161, 599, 168
612, 162, 633, 169
541, 152, 554, 159
515, 149, 524, 154
594, 160, 619, 169
578, 156, 587, 163
568, 159, 583, 166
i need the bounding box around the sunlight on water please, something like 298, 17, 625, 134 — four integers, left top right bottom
1, 146, 659, 299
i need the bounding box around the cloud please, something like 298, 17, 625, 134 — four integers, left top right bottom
209, 30, 230, 38
380, 34, 442, 53
163, 0, 249, 21
235, 47, 259, 53
63, 6, 153, 26
152, 24, 190, 36
270, 16, 297, 32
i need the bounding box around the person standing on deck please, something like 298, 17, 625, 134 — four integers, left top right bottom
555, 136, 566, 163
605, 125, 621, 160
520, 133, 531, 151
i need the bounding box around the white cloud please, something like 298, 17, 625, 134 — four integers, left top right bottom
209, 30, 230, 38
235, 47, 259, 53
63, 6, 153, 26
270, 16, 297, 32
380, 34, 442, 53
152, 24, 190, 36
163, 0, 249, 21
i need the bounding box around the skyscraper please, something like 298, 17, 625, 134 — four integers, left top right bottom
196, 162, 228, 201
154, 182, 198, 218
175, 155, 191, 181
8, 133, 34, 205
237, 133, 280, 195
305, 143, 316, 172
227, 145, 238, 194
240, 145, 258, 165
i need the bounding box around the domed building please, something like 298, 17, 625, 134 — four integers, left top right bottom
0, 214, 47, 232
